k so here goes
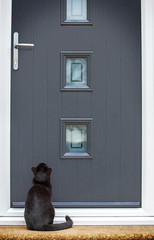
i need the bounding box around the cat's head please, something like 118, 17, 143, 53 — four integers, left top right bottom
31, 163, 52, 183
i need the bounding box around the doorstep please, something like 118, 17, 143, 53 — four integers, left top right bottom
0, 226, 154, 240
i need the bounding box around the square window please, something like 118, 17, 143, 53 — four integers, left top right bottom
61, 51, 92, 91
61, 0, 92, 25
66, 58, 87, 87
66, 124, 87, 153
66, 0, 87, 21
61, 118, 93, 159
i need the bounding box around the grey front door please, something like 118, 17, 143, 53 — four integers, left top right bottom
11, 0, 141, 208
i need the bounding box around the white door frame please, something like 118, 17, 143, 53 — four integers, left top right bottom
0, 0, 154, 225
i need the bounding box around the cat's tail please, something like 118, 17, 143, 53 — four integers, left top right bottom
43, 215, 73, 231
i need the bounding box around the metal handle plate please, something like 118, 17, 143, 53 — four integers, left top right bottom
13, 32, 34, 70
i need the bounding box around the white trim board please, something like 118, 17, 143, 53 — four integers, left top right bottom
1, 217, 154, 226
0, 0, 154, 225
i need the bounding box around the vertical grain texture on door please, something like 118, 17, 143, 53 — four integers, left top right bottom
91, 0, 106, 202
11, 0, 141, 207
11, 0, 34, 202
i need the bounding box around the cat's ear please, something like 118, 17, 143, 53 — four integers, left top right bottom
31, 167, 36, 175
48, 168, 52, 175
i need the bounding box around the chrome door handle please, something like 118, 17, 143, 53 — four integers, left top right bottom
13, 32, 34, 70
15, 43, 34, 48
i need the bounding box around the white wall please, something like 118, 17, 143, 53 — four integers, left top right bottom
0, 0, 11, 216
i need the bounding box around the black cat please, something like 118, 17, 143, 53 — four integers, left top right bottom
24, 163, 73, 231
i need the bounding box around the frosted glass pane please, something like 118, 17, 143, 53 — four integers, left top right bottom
72, 0, 82, 16
66, 0, 87, 21
71, 129, 82, 147
66, 58, 87, 87
72, 63, 82, 81
66, 125, 87, 153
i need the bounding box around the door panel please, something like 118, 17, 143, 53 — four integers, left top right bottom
11, 0, 141, 208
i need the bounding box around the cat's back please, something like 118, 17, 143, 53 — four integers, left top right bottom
25, 184, 53, 228
26, 184, 51, 206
